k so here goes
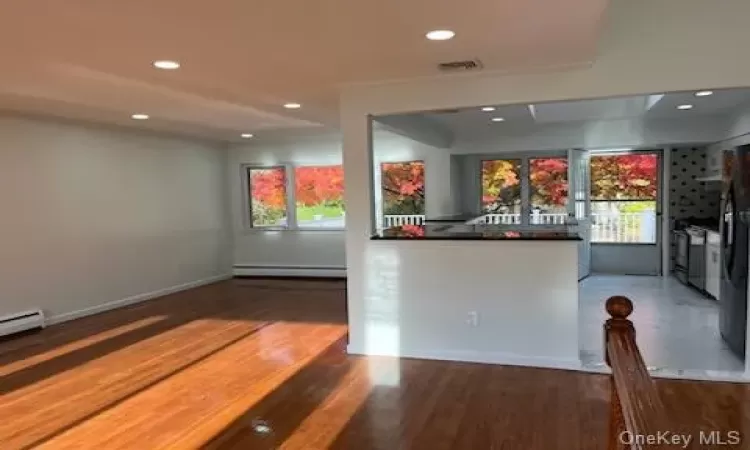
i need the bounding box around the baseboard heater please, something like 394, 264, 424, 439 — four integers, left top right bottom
0, 309, 46, 337
233, 265, 346, 278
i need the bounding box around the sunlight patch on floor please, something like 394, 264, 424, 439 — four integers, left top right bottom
0, 315, 168, 377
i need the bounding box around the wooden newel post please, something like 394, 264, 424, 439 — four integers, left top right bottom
605, 296, 634, 450
604, 296, 635, 366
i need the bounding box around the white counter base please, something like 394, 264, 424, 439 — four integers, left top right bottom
347, 239, 580, 370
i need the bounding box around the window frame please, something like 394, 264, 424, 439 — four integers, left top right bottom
243, 164, 293, 231
242, 163, 346, 232
478, 151, 568, 225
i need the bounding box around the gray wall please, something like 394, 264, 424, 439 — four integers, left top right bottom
0, 116, 232, 321
591, 245, 661, 275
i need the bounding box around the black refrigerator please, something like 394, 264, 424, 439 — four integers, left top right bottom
720, 144, 750, 359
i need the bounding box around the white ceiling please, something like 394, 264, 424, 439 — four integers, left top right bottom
0, 0, 608, 141
417, 88, 750, 139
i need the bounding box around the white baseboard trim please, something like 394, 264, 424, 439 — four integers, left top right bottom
346, 344, 581, 372
233, 265, 346, 278
46, 273, 233, 326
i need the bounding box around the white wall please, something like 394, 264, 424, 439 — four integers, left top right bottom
451, 116, 728, 154
711, 105, 750, 149
228, 130, 453, 273
340, 0, 750, 372
0, 116, 231, 322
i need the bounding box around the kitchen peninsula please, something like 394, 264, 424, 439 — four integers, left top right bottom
363, 221, 582, 370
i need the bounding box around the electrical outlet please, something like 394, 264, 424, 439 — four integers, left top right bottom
466, 311, 479, 327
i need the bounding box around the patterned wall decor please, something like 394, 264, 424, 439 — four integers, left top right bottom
668, 146, 721, 270
668, 146, 721, 222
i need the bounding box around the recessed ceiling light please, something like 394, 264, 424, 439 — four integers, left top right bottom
677, 104, 694, 110
491, 117, 505, 122
695, 90, 713, 97
481, 107, 496, 112
131, 113, 149, 120
283, 103, 302, 109
241, 133, 254, 138
153, 60, 180, 70
426, 30, 455, 41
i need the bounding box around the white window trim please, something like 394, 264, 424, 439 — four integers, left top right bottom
242, 163, 345, 232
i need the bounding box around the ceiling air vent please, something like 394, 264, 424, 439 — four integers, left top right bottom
434, 108, 462, 114
437, 59, 483, 72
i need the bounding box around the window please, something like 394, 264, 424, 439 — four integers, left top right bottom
247, 166, 288, 228
590, 153, 659, 243
481, 159, 521, 222
381, 161, 425, 216
245, 164, 345, 230
295, 165, 345, 229
529, 157, 568, 224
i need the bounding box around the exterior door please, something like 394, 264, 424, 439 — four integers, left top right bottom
589, 150, 662, 275
568, 149, 591, 280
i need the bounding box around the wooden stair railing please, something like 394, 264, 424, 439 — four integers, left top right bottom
605, 296, 671, 450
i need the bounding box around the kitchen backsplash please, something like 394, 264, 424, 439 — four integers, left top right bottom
668, 147, 721, 271
669, 146, 721, 222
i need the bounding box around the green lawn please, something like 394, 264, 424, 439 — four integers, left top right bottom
296, 204, 345, 221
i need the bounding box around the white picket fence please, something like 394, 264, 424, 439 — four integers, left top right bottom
483, 213, 568, 225
383, 211, 656, 243
590, 211, 656, 243
382, 215, 425, 227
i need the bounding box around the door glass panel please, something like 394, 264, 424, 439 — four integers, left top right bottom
590, 153, 659, 243
481, 159, 521, 224
529, 157, 568, 225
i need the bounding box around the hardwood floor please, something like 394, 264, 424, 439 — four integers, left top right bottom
0, 278, 748, 449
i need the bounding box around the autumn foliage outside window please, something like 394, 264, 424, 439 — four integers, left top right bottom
248, 167, 287, 227
590, 154, 658, 200
295, 165, 345, 228
589, 153, 659, 243
481, 159, 521, 214
529, 157, 568, 222
381, 161, 425, 215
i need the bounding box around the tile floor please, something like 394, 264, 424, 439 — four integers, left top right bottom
579, 274, 745, 378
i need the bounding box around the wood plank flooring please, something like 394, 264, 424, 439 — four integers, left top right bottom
0, 278, 748, 449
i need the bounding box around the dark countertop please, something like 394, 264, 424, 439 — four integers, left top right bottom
690, 224, 720, 233
675, 218, 720, 233
371, 224, 582, 241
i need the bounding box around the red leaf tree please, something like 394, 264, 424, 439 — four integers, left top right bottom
590, 154, 658, 200
295, 166, 344, 206
250, 168, 286, 208
530, 158, 568, 207
381, 161, 425, 215
482, 160, 521, 212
